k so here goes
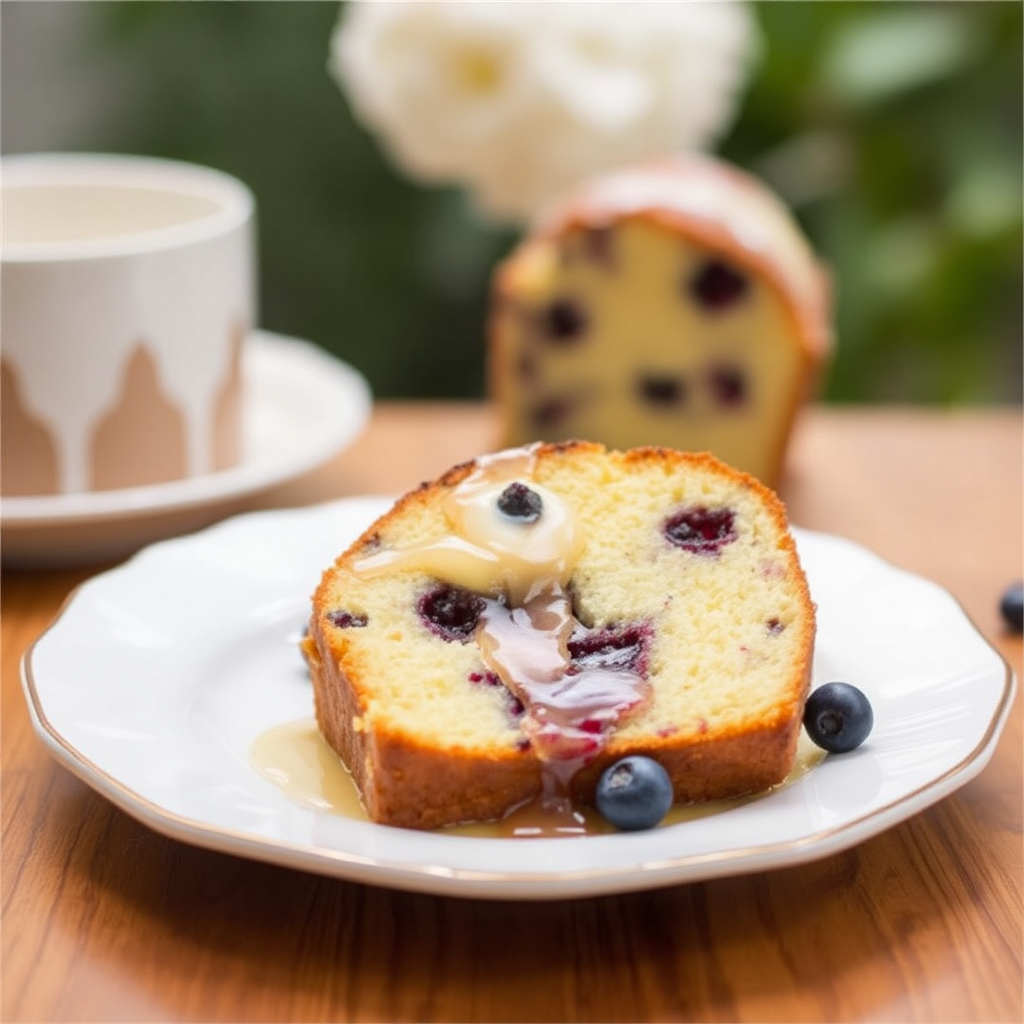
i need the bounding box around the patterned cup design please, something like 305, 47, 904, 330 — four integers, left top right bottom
1, 154, 255, 497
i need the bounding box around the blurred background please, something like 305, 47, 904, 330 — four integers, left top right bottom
3, 0, 1021, 405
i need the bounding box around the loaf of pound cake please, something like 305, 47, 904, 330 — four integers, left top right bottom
489, 154, 832, 488
303, 441, 816, 831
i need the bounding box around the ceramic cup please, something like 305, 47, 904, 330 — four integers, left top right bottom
1, 153, 256, 497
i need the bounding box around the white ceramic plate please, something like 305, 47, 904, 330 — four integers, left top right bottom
1, 331, 371, 567
22, 499, 1015, 900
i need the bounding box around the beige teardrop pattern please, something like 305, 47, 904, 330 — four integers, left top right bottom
212, 319, 245, 471
89, 345, 187, 491
0, 359, 60, 496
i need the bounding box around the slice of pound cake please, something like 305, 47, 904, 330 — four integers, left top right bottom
489, 154, 832, 488
303, 441, 816, 831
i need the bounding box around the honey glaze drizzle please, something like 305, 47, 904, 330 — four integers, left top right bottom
351, 445, 649, 823
353, 445, 582, 605
476, 583, 650, 816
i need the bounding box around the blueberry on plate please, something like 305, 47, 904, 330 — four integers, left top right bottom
999, 581, 1023, 633
803, 681, 874, 753
595, 755, 673, 831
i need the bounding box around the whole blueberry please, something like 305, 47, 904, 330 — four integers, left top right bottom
803, 682, 874, 753
999, 581, 1023, 633
595, 755, 674, 831
496, 481, 543, 523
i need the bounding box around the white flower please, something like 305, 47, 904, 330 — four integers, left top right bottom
329, 1, 760, 224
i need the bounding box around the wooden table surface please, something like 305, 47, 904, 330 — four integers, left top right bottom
3, 403, 1021, 1023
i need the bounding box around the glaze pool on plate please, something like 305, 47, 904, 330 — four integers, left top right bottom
21, 498, 1016, 899
247, 717, 826, 838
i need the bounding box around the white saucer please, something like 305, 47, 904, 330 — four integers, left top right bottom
1, 330, 371, 567
22, 504, 1017, 900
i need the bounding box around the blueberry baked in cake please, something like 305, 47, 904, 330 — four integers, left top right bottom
488, 155, 832, 488
303, 441, 816, 831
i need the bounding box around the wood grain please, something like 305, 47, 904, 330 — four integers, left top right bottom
3, 403, 1021, 1023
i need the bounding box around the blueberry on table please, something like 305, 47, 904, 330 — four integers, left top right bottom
595, 756, 674, 831
803, 682, 874, 753
999, 581, 1023, 633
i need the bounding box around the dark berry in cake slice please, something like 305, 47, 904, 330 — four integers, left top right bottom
468, 670, 503, 686
688, 259, 749, 310
418, 584, 487, 642
568, 621, 653, 677
803, 682, 873, 753
497, 481, 543, 523
664, 506, 737, 555
516, 351, 538, 381
581, 224, 616, 266
541, 298, 587, 344
529, 394, 576, 431
595, 755, 674, 830
707, 363, 747, 406
327, 609, 368, 628
638, 373, 687, 408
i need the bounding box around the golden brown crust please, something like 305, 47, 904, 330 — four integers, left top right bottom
575, 712, 806, 804
307, 629, 542, 829
307, 442, 816, 830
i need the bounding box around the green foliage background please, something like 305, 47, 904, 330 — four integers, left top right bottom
5, 1, 1021, 404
